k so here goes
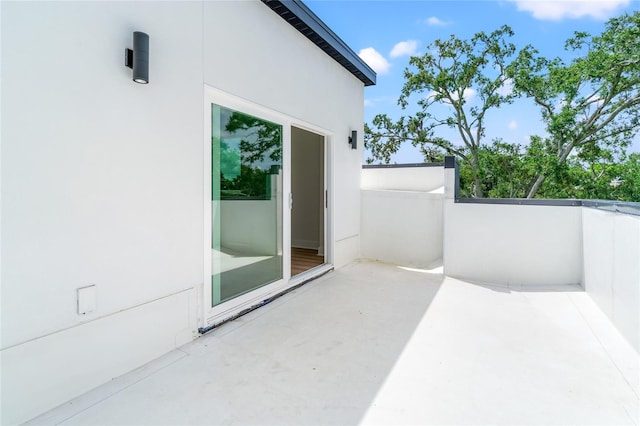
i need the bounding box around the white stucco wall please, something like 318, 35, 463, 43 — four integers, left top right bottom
360, 166, 444, 267
361, 190, 443, 267
1, 3, 204, 423
443, 201, 584, 286
582, 208, 640, 352
1, 0, 204, 349
1, 1, 366, 423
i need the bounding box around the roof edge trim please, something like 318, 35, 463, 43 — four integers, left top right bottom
261, 0, 376, 86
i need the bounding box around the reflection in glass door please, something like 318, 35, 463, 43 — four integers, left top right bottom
211, 104, 283, 306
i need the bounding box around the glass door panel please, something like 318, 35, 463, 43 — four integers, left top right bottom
211, 104, 283, 306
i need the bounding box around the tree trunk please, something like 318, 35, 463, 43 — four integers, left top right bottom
528, 139, 575, 198
527, 174, 545, 198
471, 150, 483, 198
473, 175, 483, 198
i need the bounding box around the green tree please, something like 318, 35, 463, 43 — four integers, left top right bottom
365, 25, 519, 197
459, 140, 640, 201
467, 139, 530, 198
509, 11, 640, 198
458, 142, 640, 201
545, 152, 640, 201
609, 153, 640, 201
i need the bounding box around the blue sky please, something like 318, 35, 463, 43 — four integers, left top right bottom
306, 0, 640, 163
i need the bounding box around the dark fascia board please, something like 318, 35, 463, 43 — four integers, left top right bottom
456, 197, 583, 207
456, 197, 640, 216
582, 199, 640, 216
261, 0, 376, 86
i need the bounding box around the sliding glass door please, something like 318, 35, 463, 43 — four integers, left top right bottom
210, 104, 283, 306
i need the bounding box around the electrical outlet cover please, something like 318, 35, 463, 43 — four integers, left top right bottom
77, 285, 96, 315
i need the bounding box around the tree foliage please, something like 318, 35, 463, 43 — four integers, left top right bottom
509, 11, 640, 197
365, 12, 640, 202
457, 140, 640, 201
365, 25, 519, 197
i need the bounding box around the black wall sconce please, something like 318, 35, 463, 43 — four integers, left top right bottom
349, 130, 357, 150
125, 31, 149, 84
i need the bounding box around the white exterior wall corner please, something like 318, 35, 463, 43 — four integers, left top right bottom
1, 1, 367, 423
582, 208, 640, 353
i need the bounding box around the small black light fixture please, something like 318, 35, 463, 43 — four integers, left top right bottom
125, 31, 149, 84
349, 130, 357, 150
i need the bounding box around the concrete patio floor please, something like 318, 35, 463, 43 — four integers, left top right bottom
30, 261, 639, 425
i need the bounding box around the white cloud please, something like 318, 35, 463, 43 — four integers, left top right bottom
364, 99, 374, 107
555, 98, 568, 111
464, 88, 476, 102
390, 40, 419, 58
497, 78, 514, 97
509, 0, 629, 21
508, 120, 518, 130
425, 16, 450, 26
427, 88, 476, 103
426, 90, 439, 101
454, 88, 477, 103
586, 93, 604, 109
358, 47, 391, 75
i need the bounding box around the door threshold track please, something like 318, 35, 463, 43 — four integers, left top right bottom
198, 265, 334, 335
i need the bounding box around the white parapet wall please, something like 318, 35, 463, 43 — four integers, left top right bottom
361, 165, 444, 192
361, 190, 443, 267
582, 208, 640, 352
443, 200, 584, 286
360, 165, 444, 267
440, 161, 639, 354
